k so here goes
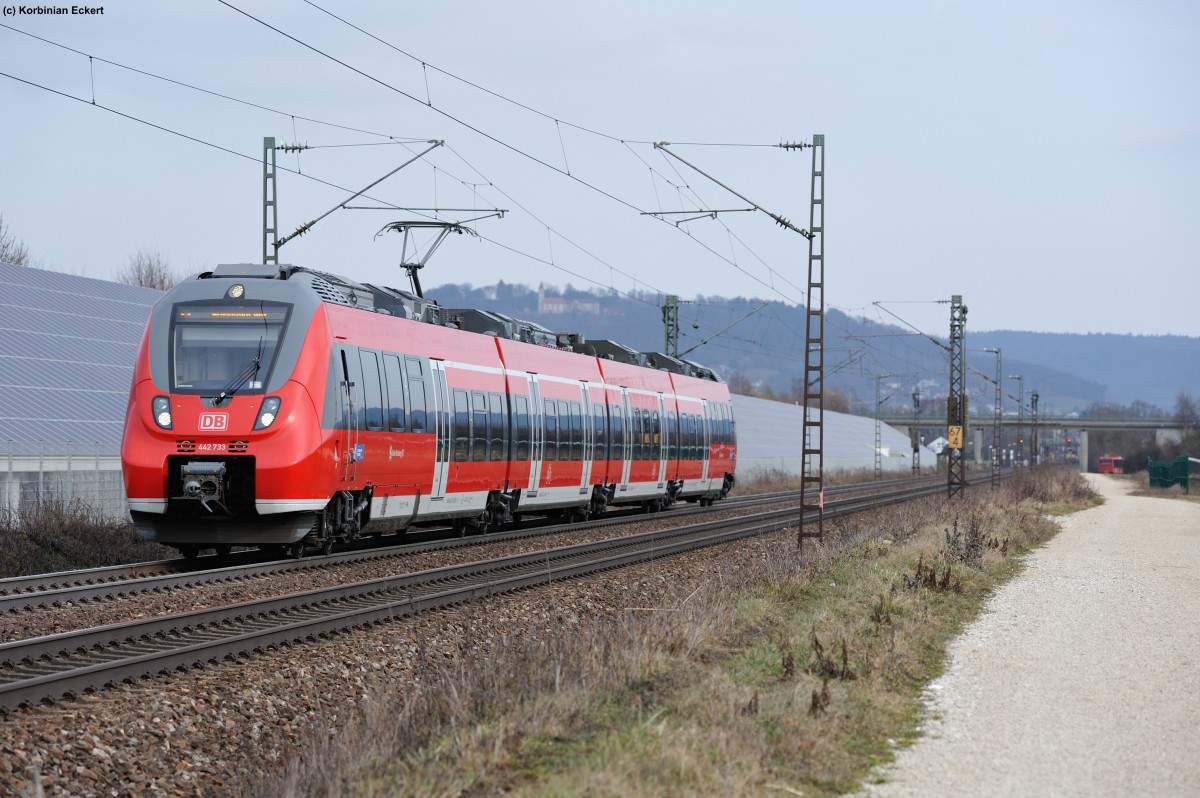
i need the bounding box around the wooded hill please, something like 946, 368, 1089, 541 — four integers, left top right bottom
425, 282, 1198, 416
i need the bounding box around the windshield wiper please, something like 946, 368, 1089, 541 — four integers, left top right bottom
212, 339, 264, 407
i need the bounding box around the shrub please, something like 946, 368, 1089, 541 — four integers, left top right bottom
0, 499, 173, 577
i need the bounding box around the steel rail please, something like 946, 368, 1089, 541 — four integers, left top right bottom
0, 476, 945, 613
0, 481, 946, 712
0, 492, 794, 598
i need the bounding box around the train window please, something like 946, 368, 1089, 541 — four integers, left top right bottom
168, 300, 289, 394
322, 348, 347, 430
472, 392, 488, 462
337, 347, 364, 431
640, 407, 651, 459
543, 398, 558, 461
667, 410, 678, 461
452, 389, 470, 461
569, 401, 583, 461
630, 407, 643, 461
514, 395, 531, 461
358, 350, 385, 431
611, 404, 624, 454
488, 393, 505, 461
383, 354, 406, 432
678, 409, 687, 459
679, 413, 687, 460
679, 411, 687, 460
406, 357, 429, 432
557, 401, 570, 462
592, 403, 607, 461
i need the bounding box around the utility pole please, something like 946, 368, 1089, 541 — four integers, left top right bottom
947, 295, 968, 499
983, 348, 1002, 487
262, 137, 278, 265
663, 295, 680, 357
661, 294, 692, 358
874, 373, 893, 480
798, 135, 826, 545
261, 138, 445, 264
912, 388, 921, 475
1009, 374, 1025, 468
1031, 390, 1039, 467
649, 135, 825, 544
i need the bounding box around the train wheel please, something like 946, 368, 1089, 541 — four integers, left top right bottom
177, 544, 200, 560
321, 536, 335, 556
214, 545, 233, 558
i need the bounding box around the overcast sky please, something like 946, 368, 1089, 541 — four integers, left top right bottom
2, 0, 1197, 340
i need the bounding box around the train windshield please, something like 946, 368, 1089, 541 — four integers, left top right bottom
169, 301, 291, 394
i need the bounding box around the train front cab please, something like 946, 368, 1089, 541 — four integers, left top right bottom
122, 266, 331, 551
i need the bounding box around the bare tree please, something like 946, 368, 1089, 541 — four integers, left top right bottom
116, 247, 180, 290
1175, 392, 1199, 427
0, 213, 31, 266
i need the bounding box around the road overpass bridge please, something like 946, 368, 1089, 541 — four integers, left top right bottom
877, 415, 1187, 469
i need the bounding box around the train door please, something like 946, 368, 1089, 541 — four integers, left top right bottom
700, 399, 712, 482
528, 375, 544, 494
618, 388, 632, 488
337, 347, 360, 484
429, 360, 449, 501
656, 393, 667, 488
580, 382, 593, 493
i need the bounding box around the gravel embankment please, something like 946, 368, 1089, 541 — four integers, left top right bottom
0, 510, 785, 797
0, 500, 789, 644
858, 475, 1200, 797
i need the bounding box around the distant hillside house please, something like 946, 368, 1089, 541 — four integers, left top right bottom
538, 289, 600, 315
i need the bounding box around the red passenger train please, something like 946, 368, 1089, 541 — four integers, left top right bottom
121, 264, 736, 556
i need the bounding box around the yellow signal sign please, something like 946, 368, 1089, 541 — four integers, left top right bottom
948, 426, 964, 450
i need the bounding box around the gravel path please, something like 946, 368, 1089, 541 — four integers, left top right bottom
859, 475, 1200, 797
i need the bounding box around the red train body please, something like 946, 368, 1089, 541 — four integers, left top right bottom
121, 264, 736, 555
1097, 455, 1124, 474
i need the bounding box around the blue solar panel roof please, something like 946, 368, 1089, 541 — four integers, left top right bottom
0, 261, 161, 447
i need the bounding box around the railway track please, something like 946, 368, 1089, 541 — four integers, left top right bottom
0, 478, 948, 713
0, 475, 940, 614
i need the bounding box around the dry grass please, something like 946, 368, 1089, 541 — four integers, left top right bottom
729, 466, 904, 496
250, 467, 1097, 797
0, 500, 173, 578
1125, 469, 1199, 504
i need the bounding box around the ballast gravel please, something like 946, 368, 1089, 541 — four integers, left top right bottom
0, 509, 786, 797
858, 474, 1200, 797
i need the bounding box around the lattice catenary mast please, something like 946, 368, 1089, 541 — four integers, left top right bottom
797, 135, 826, 544
947, 294, 968, 498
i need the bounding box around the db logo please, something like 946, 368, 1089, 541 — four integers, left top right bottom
199, 413, 229, 431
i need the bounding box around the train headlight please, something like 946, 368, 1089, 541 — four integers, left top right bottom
152, 396, 173, 430
254, 396, 282, 430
